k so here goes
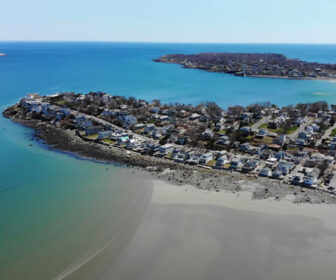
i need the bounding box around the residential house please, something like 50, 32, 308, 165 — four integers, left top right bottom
117, 136, 130, 145
215, 155, 229, 167
295, 138, 307, 146
273, 135, 287, 146
303, 172, 318, 187
217, 136, 230, 146
214, 123, 225, 132
158, 144, 174, 156
256, 129, 268, 138
201, 129, 214, 140
242, 160, 259, 173
239, 142, 251, 152
277, 161, 294, 175
199, 152, 214, 165
240, 127, 251, 135
230, 158, 244, 170
259, 168, 272, 177
189, 113, 201, 120
145, 124, 156, 134
119, 115, 137, 126
85, 125, 104, 136
98, 130, 113, 140
150, 107, 160, 114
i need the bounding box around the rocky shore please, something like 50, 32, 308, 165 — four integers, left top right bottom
4, 108, 336, 205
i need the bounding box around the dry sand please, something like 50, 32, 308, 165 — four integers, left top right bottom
64, 175, 336, 280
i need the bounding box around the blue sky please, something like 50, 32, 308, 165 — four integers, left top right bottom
1, 0, 336, 43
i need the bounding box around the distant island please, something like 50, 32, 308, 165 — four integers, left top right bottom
0, 53, 7, 56
3, 92, 336, 204
154, 53, 336, 80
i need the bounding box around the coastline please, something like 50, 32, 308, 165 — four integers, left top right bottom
154, 52, 336, 81
66, 178, 336, 280
6, 115, 336, 205
2, 43, 336, 280
158, 60, 336, 81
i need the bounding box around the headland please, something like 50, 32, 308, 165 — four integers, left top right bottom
154, 53, 336, 80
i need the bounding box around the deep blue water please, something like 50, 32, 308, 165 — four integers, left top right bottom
1, 42, 336, 279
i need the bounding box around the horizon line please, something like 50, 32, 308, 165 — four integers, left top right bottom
1, 40, 336, 45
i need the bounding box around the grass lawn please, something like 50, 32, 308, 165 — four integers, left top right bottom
55, 100, 66, 106
165, 152, 173, 159
284, 126, 299, 134
223, 163, 231, 169
101, 139, 115, 144
134, 128, 145, 134
206, 159, 216, 166
258, 123, 268, 129
257, 123, 298, 135
263, 136, 274, 144
86, 134, 98, 140
217, 130, 226, 134
245, 135, 254, 140
331, 128, 336, 137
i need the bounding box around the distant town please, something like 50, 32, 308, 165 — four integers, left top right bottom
154, 53, 336, 79
3, 92, 336, 195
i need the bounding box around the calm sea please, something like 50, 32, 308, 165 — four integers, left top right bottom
1, 42, 336, 279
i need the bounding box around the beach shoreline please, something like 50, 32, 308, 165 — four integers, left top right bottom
69, 177, 336, 280
5, 115, 336, 205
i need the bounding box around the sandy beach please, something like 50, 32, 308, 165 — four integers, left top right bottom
58, 172, 336, 280
4, 108, 336, 280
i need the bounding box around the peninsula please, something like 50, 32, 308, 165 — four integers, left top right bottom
4, 92, 336, 204
154, 53, 336, 80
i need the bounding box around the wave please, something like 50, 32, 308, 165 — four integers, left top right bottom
52, 233, 120, 280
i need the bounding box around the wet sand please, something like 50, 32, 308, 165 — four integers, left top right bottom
78, 178, 336, 280
0, 166, 153, 280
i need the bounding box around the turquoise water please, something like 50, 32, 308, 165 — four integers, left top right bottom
1, 42, 336, 107
1, 42, 336, 279
0, 114, 152, 279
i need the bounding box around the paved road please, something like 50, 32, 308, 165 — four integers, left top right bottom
287, 117, 313, 140
250, 116, 271, 132
316, 122, 336, 146
70, 108, 155, 142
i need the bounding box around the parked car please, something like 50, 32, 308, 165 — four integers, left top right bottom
272, 169, 283, 180
327, 174, 334, 180
291, 175, 302, 185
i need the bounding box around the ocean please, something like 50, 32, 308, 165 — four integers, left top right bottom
1, 42, 336, 279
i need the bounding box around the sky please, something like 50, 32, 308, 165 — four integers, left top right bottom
1, 0, 336, 43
